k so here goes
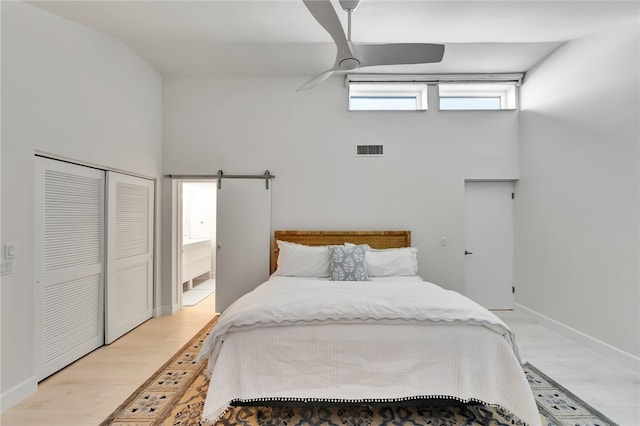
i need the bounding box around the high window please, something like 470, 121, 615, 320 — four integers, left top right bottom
348, 83, 428, 111
346, 74, 521, 112
438, 83, 517, 110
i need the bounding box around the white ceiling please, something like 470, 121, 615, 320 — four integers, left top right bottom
28, 1, 640, 78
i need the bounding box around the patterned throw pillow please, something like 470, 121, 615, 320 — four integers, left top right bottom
328, 244, 369, 281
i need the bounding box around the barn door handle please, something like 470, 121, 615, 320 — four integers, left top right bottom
465, 250, 473, 255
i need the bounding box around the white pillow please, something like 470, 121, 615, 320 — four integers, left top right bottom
274, 240, 331, 278
365, 247, 418, 277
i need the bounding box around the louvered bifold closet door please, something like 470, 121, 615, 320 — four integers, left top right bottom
106, 172, 154, 344
35, 157, 105, 381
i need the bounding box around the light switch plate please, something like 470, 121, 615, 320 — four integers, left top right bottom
4, 245, 16, 259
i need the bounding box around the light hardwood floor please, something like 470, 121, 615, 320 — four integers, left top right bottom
1, 294, 216, 426
2, 295, 639, 425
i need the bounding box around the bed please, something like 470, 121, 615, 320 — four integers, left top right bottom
197, 230, 540, 425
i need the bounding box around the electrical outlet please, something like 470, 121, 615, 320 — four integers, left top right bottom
0, 260, 14, 275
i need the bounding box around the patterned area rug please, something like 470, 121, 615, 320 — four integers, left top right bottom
101, 319, 618, 426
524, 364, 618, 426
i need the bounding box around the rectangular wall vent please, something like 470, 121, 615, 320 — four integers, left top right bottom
356, 145, 384, 157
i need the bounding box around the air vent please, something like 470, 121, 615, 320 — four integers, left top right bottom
355, 145, 384, 157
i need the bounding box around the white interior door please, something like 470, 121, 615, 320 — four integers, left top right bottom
464, 181, 514, 309
216, 179, 271, 313
106, 172, 154, 343
35, 157, 105, 380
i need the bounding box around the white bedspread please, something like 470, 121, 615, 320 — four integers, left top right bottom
198, 276, 541, 425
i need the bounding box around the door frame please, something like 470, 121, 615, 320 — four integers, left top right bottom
173, 178, 218, 311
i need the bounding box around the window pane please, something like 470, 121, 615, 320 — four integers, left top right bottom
349, 96, 418, 111
439, 97, 502, 110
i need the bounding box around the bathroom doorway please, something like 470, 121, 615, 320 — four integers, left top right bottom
180, 181, 216, 306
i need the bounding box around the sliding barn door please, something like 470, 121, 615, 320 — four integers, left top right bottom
215, 179, 271, 312
35, 157, 105, 380
106, 172, 154, 343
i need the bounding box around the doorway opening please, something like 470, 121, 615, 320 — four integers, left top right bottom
180, 181, 217, 306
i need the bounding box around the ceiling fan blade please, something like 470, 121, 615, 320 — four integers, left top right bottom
297, 68, 337, 91
355, 43, 445, 67
302, 0, 353, 60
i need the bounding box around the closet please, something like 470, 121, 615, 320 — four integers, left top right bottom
34, 157, 154, 380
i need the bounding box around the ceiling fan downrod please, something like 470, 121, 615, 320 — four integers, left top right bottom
339, 0, 361, 41
338, 0, 361, 70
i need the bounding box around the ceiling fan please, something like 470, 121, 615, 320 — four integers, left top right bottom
298, 0, 445, 91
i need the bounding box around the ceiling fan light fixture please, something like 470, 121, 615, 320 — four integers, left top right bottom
339, 58, 360, 70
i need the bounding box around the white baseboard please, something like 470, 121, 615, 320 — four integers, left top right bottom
155, 303, 180, 316
0, 377, 37, 413
515, 302, 640, 371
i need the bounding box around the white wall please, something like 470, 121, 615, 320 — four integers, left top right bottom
516, 21, 640, 359
163, 77, 520, 298
0, 2, 163, 409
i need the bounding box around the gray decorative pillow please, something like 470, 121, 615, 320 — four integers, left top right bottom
328, 244, 369, 281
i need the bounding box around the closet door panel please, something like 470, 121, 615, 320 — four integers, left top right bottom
35, 157, 105, 380
106, 172, 154, 344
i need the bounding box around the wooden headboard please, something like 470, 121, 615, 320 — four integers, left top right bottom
271, 230, 411, 274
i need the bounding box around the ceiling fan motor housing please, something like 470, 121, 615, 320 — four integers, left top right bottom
339, 0, 361, 12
